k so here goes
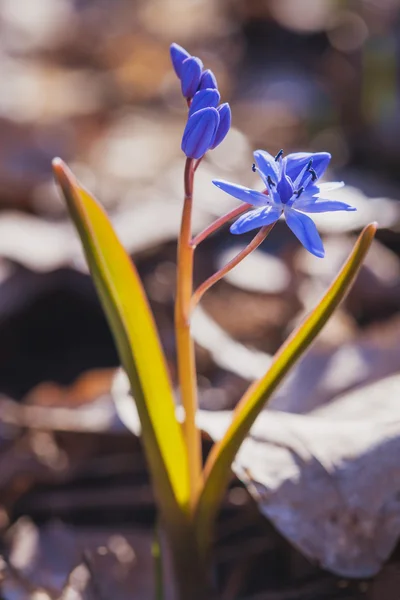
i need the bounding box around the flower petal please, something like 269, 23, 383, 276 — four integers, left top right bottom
315, 181, 345, 195
213, 180, 270, 207
294, 196, 356, 213
170, 43, 191, 77
210, 103, 231, 148
253, 150, 281, 187
301, 181, 345, 199
285, 152, 331, 183
199, 69, 218, 90
181, 107, 219, 159
284, 208, 325, 258
230, 206, 282, 234
180, 57, 203, 98
189, 88, 220, 117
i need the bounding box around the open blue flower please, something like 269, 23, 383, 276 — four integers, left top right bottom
213, 149, 356, 258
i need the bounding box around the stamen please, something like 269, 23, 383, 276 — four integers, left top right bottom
252, 163, 256, 172
306, 159, 313, 170
274, 149, 284, 161
308, 167, 317, 181
295, 186, 304, 198
267, 175, 276, 187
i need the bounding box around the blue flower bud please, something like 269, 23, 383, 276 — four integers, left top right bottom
170, 43, 191, 78
180, 56, 203, 98
188, 88, 220, 118
199, 69, 218, 90
181, 107, 220, 159
210, 103, 231, 149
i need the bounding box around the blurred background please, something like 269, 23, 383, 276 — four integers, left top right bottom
1, 0, 400, 598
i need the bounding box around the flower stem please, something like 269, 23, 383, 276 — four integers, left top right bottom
192, 203, 252, 247
193, 157, 203, 172
191, 223, 275, 311
175, 157, 202, 507
166, 518, 215, 600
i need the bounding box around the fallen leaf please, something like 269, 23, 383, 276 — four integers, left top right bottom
221, 373, 400, 577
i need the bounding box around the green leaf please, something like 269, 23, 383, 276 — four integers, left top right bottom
53, 159, 190, 519
195, 223, 377, 554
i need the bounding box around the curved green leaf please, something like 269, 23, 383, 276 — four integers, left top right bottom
53, 159, 190, 519
195, 223, 377, 554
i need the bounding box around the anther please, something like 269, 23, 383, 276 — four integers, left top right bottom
252, 163, 256, 172
306, 159, 313, 170
274, 149, 284, 161
308, 167, 317, 181
295, 186, 304, 198
267, 175, 276, 187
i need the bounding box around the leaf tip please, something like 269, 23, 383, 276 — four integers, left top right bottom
52, 156, 75, 183
52, 156, 63, 167
361, 222, 378, 245
51, 158, 83, 220
368, 221, 378, 232
52, 157, 67, 178
51, 158, 78, 203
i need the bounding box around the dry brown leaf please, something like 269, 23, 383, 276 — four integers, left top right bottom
209, 373, 400, 578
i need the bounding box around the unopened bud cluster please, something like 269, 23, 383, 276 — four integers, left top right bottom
170, 43, 231, 159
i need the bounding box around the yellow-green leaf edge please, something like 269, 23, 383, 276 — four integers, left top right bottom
195, 223, 377, 553
53, 158, 190, 520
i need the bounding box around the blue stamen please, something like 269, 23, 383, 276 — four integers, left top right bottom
252, 163, 256, 172
306, 159, 313, 170
295, 186, 304, 198
274, 149, 283, 161
267, 175, 276, 187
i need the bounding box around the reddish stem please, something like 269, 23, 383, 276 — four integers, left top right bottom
175, 157, 202, 506
193, 157, 204, 172
191, 223, 275, 311
192, 203, 252, 247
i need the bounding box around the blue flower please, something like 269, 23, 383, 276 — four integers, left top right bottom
181, 108, 220, 159
188, 88, 220, 117
181, 102, 231, 159
199, 69, 218, 91
171, 42, 231, 159
180, 57, 203, 99
170, 43, 191, 77
170, 43, 211, 99
210, 103, 231, 149
213, 149, 356, 258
